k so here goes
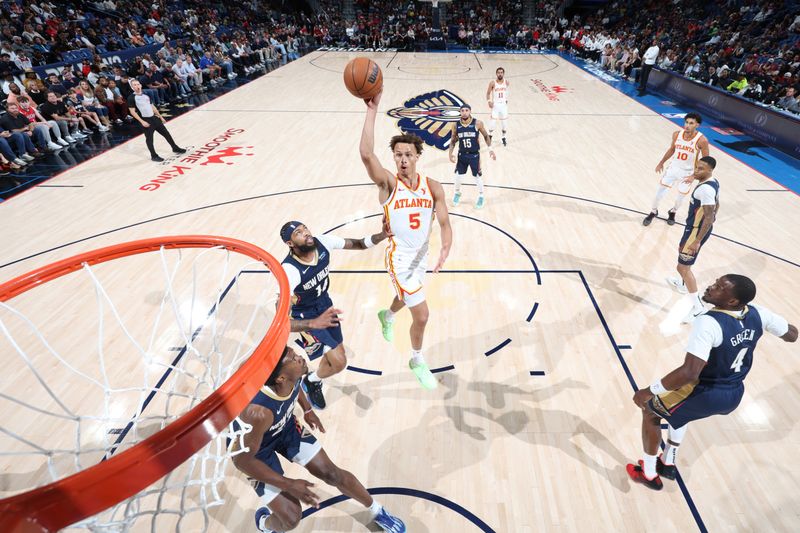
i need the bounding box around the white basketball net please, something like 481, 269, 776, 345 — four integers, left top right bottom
0, 245, 280, 531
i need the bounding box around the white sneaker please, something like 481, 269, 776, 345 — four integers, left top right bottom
21, 154, 35, 162
47, 141, 62, 150
57, 138, 69, 146
666, 276, 688, 295
65, 136, 76, 143
13, 157, 27, 166
98, 125, 109, 132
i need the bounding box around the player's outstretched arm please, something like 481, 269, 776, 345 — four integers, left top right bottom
359, 90, 394, 189
429, 179, 453, 273
342, 218, 393, 250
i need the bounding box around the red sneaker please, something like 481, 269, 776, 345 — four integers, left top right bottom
626, 460, 663, 491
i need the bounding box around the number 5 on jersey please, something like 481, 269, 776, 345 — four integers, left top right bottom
409, 212, 420, 229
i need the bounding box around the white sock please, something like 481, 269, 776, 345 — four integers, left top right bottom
411, 349, 425, 366
475, 174, 484, 195
384, 308, 395, 322
643, 452, 658, 479
663, 424, 687, 465
306, 371, 321, 383
454, 172, 463, 194
368, 500, 383, 518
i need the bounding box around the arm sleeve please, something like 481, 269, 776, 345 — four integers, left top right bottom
750, 304, 790, 337
695, 183, 717, 206
281, 263, 302, 293
685, 315, 723, 361
317, 234, 346, 251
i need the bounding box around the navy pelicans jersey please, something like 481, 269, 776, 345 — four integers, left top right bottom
250, 379, 302, 461
456, 118, 480, 155
282, 237, 338, 318
685, 178, 719, 229
699, 307, 764, 386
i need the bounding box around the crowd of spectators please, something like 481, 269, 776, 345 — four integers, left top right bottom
556, 0, 799, 115
0, 0, 319, 175
1, 0, 798, 177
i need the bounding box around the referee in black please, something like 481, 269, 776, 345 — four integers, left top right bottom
127, 78, 185, 162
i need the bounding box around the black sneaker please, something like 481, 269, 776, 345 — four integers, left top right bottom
301, 375, 326, 410
502, 137, 507, 146
151, 155, 164, 162
626, 460, 663, 491
667, 210, 676, 225
642, 210, 657, 226
657, 456, 677, 480
172, 147, 187, 154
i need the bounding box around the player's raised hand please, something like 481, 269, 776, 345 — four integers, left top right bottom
433, 248, 449, 273
286, 479, 320, 507
309, 307, 342, 329
364, 88, 383, 109
304, 409, 326, 433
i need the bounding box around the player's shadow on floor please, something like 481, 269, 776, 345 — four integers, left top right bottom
445, 379, 631, 493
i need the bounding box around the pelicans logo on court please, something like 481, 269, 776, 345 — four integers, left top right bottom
387, 90, 467, 150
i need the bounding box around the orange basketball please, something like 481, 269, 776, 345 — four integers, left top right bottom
343, 57, 383, 99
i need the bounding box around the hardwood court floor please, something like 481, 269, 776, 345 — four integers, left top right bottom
1, 52, 799, 532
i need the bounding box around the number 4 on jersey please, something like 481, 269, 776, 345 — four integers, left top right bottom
730, 347, 747, 373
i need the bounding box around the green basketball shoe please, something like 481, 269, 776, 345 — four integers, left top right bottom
409, 359, 437, 390
377, 309, 394, 342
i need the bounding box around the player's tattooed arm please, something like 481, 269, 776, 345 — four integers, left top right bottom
343, 215, 393, 249
290, 307, 342, 332
448, 123, 458, 163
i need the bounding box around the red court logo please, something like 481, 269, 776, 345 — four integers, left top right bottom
200, 146, 255, 166
139, 128, 251, 191
530, 79, 573, 101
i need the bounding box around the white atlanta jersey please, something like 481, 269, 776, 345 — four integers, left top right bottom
672, 129, 704, 171
492, 79, 508, 105
382, 174, 435, 253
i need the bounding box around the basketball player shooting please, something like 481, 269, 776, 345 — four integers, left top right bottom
359, 89, 453, 390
